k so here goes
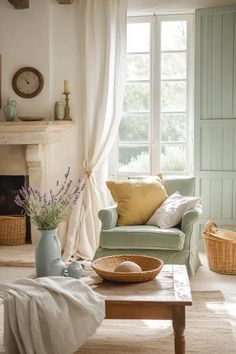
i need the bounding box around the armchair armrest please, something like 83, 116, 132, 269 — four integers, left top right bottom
181, 205, 202, 249
98, 206, 118, 230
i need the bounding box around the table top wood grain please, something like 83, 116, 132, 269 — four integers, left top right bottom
93, 264, 192, 306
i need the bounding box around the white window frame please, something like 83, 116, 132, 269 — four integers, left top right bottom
109, 13, 194, 178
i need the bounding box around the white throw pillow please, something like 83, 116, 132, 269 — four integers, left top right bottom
146, 191, 200, 229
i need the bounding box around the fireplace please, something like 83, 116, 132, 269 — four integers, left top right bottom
0, 175, 31, 243
0, 175, 25, 214
0, 120, 73, 244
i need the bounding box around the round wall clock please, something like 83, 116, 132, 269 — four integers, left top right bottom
12, 67, 44, 98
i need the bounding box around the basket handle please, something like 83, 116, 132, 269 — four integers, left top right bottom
203, 231, 236, 243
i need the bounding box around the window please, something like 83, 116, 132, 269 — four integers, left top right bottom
110, 14, 194, 177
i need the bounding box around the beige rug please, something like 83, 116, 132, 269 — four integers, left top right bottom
0, 244, 35, 267
0, 291, 235, 354
76, 291, 236, 354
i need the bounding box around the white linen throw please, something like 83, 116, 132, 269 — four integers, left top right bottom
0, 277, 105, 354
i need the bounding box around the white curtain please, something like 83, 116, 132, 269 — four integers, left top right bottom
63, 0, 127, 260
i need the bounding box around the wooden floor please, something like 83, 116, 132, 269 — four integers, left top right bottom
191, 253, 236, 295
191, 253, 236, 341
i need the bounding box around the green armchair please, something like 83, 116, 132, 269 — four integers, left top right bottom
93, 177, 201, 276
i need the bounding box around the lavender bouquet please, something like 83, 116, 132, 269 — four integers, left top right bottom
14, 167, 84, 230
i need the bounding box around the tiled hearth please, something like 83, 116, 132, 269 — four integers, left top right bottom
0, 120, 73, 243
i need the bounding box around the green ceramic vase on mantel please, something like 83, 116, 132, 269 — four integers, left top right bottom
3, 98, 17, 121
54, 101, 64, 120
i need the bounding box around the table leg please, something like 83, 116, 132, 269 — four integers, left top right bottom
173, 306, 185, 354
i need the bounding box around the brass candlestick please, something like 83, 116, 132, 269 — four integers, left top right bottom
63, 91, 72, 121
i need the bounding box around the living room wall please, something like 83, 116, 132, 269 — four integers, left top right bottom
0, 0, 83, 183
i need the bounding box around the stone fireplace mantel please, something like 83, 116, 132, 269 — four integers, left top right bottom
0, 120, 74, 145
0, 120, 74, 189
0, 120, 74, 243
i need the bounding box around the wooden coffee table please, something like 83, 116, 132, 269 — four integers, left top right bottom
93, 264, 192, 354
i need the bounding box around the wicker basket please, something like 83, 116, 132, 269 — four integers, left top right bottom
0, 215, 26, 246
91, 255, 164, 283
203, 221, 236, 275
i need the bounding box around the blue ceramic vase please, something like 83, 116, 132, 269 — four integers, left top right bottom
35, 229, 61, 277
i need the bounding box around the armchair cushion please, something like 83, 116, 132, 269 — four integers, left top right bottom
106, 180, 167, 226
146, 192, 200, 229
163, 177, 195, 196
99, 225, 185, 251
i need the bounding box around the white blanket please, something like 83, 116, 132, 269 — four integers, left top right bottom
0, 277, 105, 354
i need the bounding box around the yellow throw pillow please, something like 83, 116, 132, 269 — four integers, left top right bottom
106, 180, 168, 226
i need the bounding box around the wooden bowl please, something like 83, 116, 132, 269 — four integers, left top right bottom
91, 255, 164, 283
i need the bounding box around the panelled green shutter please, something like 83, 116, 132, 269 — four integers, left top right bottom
195, 6, 236, 232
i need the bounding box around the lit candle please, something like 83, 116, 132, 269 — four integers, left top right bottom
64, 80, 70, 93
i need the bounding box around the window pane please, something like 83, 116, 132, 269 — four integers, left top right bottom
119, 115, 149, 142
161, 81, 186, 112
161, 52, 186, 80
123, 83, 149, 113
161, 144, 185, 171
127, 23, 150, 53
127, 54, 150, 80
161, 114, 186, 141
161, 21, 186, 51
119, 146, 149, 172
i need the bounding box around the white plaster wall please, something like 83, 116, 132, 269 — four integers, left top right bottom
0, 0, 51, 118
49, 0, 83, 247
0, 0, 83, 180
49, 0, 83, 185
0, 0, 83, 247
128, 0, 236, 14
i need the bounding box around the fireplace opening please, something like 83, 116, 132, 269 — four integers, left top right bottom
0, 175, 31, 244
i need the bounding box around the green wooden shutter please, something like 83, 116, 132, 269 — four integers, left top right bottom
195, 6, 236, 233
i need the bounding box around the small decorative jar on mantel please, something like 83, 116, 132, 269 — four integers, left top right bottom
4, 99, 17, 121
54, 101, 65, 120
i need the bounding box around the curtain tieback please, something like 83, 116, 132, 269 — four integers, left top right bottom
84, 169, 92, 177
